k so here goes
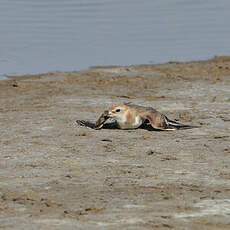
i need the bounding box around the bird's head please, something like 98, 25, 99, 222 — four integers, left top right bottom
107, 104, 127, 120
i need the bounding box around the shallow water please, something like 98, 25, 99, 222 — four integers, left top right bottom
1, 0, 230, 79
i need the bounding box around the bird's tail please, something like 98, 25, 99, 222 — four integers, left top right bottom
165, 118, 199, 130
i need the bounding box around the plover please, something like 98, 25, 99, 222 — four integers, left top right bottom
77, 103, 198, 130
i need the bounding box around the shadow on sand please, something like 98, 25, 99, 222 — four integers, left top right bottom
76, 120, 169, 132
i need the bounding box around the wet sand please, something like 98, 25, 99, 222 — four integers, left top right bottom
0, 57, 230, 229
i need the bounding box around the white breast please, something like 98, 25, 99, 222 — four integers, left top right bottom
117, 115, 142, 129
133, 116, 142, 128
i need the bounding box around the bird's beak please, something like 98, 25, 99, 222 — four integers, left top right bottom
103, 110, 111, 118
107, 110, 113, 117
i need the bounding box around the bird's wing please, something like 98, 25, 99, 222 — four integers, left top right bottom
140, 110, 175, 130
76, 110, 109, 130
141, 110, 198, 130
94, 110, 110, 129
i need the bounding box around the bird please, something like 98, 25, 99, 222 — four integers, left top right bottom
77, 103, 198, 131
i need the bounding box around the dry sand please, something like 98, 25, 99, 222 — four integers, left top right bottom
0, 56, 230, 229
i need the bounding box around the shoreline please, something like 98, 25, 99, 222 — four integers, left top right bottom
2, 55, 230, 81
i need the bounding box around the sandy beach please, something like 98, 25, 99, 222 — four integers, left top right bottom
0, 57, 230, 229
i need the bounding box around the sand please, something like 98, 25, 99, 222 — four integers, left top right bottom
0, 56, 230, 229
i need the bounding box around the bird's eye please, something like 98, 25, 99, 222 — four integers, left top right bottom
115, 109, 121, 112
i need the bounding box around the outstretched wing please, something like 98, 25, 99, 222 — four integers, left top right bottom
94, 110, 109, 129
76, 120, 96, 129
76, 110, 110, 130
164, 117, 199, 130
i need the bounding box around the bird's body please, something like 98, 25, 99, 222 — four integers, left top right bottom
77, 103, 198, 131
95, 103, 197, 130
108, 104, 150, 129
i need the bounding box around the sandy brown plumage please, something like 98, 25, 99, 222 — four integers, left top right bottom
77, 103, 199, 131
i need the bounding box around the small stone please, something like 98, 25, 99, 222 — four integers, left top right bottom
146, 150, 154, 155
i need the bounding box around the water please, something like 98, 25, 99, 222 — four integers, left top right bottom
1, 0, 230, 79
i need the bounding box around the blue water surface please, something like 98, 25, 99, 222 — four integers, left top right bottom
0, 0, 230, 79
